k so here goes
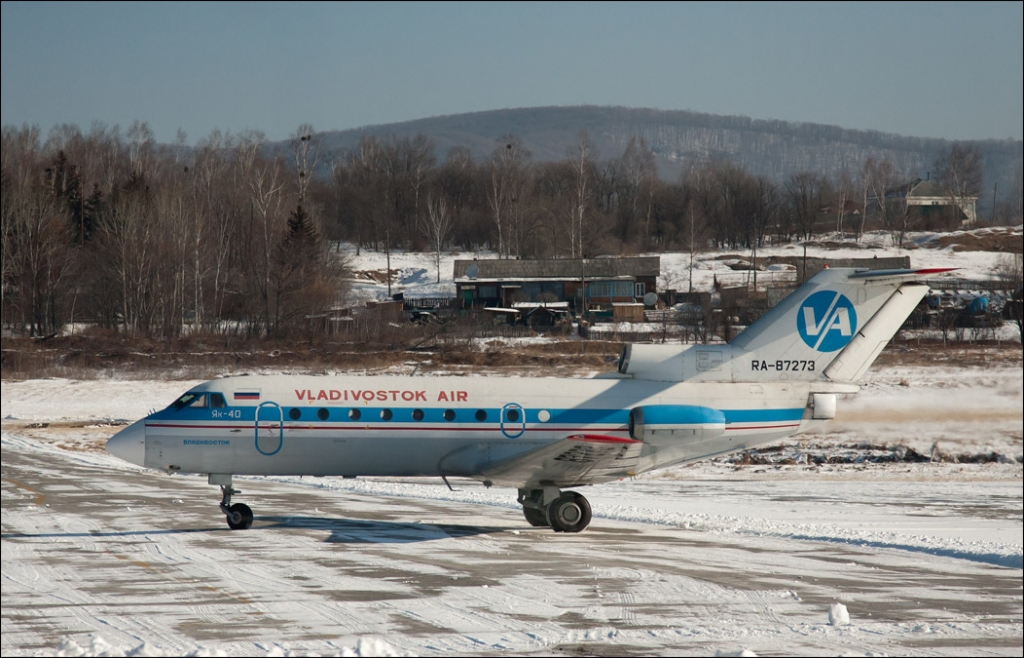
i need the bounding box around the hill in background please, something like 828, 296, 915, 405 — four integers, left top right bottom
292, 106, 1021, 210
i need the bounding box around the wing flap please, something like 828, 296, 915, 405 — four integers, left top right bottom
481, 434, 643, 488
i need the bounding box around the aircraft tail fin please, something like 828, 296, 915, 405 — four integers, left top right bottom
730, 267, 951, 383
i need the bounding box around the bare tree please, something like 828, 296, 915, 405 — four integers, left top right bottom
785, 171, 827, 240
404, 134, 436, 249
292, 123, 321, 205
375, 138, 403, 295
436, 146, 476, 248
2, 121, 359, 341
834, 168, 854, 238
863, 157, 898, 242
0, 175, 13, 329
865, 157, 919, 248
237, 131, 286, 335
421, 191, 453, 283
126, 121, 155, 178
616, 136, 657, 246
489, 136, 530, 258
934, 142, 983, 227
679, 163, 712, 293
568, 131, 596, 258
1015, 159, 1023, 226
705, 157, 758, 249
100, 174, 157, 335
340, 135, 386, 254
189, 130, 237, 329
5, 176, 78, 335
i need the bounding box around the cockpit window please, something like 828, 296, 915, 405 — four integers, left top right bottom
210, 393, 226, 409
172, 393, 198, 410
171, 392, 208, 410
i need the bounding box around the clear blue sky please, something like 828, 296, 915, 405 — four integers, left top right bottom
2, 1, 1021, 144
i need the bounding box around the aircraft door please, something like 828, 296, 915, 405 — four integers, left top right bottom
500, 403, 526, 438
254, 402, 283, 456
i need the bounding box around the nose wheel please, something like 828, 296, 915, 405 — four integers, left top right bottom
225, 501, 253, 530
214, 476, 253, 530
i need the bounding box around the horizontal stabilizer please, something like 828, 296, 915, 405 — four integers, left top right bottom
848, 267, 957, 280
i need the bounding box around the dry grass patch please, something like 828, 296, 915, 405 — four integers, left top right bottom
2, 332, 1018, 380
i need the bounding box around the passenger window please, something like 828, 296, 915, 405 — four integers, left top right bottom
475, 409, 487, 422
380, 409, 393, 421
412, 409, 424, 421
210, 393, 226, 409
349, 409, 361, 421
317, 408, 329, 421
289, 408, 301, 420
506, 408, 520, 422
443, 409, 456, 421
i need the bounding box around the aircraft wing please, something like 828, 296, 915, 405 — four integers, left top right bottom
480, 434, 643, 488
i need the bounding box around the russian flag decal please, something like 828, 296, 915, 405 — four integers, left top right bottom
234, 391, 260, 401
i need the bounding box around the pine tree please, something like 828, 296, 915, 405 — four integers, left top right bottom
286, 204, 317, 247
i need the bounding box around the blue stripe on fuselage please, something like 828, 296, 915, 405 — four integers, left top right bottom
150, 405, 802, 426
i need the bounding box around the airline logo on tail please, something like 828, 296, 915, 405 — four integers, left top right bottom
797, 291, 858, 352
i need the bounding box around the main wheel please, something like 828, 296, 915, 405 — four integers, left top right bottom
523, 506, 550, 527
226, 502, 253, 530
546, 491, 592, 533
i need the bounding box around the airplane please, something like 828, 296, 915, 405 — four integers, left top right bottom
106, 266, 950, 532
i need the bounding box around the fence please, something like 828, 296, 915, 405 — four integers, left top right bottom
403, 296, 461, 310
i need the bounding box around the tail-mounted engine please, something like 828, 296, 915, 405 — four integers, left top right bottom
618, 344, 686, 381
618, 343, 739, 383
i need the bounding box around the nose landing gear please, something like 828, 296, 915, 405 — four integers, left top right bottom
210, 474, 253, 530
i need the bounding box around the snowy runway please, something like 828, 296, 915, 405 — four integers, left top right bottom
2, 367, 1022, 656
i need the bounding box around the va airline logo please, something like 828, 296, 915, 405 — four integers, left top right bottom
797, 291, 858, 352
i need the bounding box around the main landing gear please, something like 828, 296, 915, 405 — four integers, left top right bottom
210, 474, 253, 530
518, 487, 593, 533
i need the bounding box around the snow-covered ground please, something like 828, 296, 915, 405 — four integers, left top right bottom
2, 361, 1021, 657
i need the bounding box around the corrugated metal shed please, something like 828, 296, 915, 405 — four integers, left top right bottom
454, 256, 660, 281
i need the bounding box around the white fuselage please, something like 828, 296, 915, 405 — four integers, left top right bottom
122, 373, 817, 487
103, 267, 937, 532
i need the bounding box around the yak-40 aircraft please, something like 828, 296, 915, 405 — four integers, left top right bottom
107, 267, 948, 532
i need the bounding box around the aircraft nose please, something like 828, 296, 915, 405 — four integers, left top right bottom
106, 419, 146, 466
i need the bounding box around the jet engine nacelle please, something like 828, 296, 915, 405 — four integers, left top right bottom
617, 343, 740, 383
628, 405, 726, 441
618, 344, 687, 381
